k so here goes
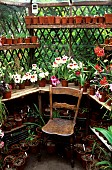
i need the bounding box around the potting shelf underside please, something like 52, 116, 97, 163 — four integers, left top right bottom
2, 85, 111, 111
0, 43, 40, 50
26, 24, 112, 29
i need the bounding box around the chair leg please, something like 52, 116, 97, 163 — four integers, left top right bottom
70, 135, 74, 168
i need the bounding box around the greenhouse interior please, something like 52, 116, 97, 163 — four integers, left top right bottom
0, 0, 112, 169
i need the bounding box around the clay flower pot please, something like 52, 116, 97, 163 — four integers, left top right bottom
4, 155, 15, 167
89, 86, 95, 95
3, 91, 11, 99
85, 16, 91, 24
68, 17, 74, 24
55, 16, 61, 24
12, 38, 18, 45
25, 16, 32, 25
47, 16, 55, 24
61, 17, 68, 24
13, 157, 25, 170
81, 154, 93, 169
32, 16, 39, 24
38, 78, 46, 87
61, 80, 68, 87
38, 16, 45, 24
1, 36, 6, 45
105, 13, 112, 24
31, 36, 38, 43
6, 38, 12, 45
75, 16, 83, 24
91, 16, 98, 24
24, 37, 31, 44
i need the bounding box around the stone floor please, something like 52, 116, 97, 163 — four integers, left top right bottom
24, 151, 84, 170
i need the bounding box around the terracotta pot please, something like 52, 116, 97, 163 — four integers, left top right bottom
104, 38, 109, 44
61, 17, 68, 24
25, 16, 32, 25
3, 91, 11, 99
28, 140, 40, 154
6, 38, 12, 45
17, 38, 23, 44
89, 86, 95, 95
4, 122, 12, 131
1, 36, 6, 45
91, 16, 98, 24
55, 16, 61, 24
15, 118, 22, 127
24, 37, 31, 44
85, 16, 91, 24
47, 16, 55, 24
20, 143, 29, 153
12, 38, 18, 45
19, 83, 25, 89
97, 16, 105, 23
99, 90, 107, 102
75, 16, 83, 24
4, 155, 15, 167
86, 135, 96, 146
38, 16, 45, 24
13, 157, 25, 170
25, 80, 31, 86
61, 80, 68, 87
81, 154, 93, 169
68, 17, 74, 24
38, 78, 46, 87
30, 36, 38, 43
109, 38, 112, 45
105, 13, 112, 24
32, 16, 39, 24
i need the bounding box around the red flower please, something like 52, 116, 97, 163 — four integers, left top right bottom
94, 64, 102, 72
75, 71, 81, 76
94, 46, 105, 57
100, 76, 108, 85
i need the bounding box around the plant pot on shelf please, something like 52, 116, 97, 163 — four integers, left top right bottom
91, 16, 98, 24
12, 38, 18, 45
99, 90, 107, 102
47, 16, 55, 24
25, 16, 32, 25
61, 17, 68, 24
3, 91, 11, 99
38, 78, 46, 87
19, 83, 25, 89
55, 16, 61, 24
38, 16, 45, 24
30, 36, 38, 43
61, 80, 68, 87
15, 118, 22, 127
4, 155, 15, 167
24, 37, 31, 44
75, 16, 83, 24
85, 16, 91, 24
89, 86, 95, 95
68, 17, 74, 24
1, 36, 6, 45
32, 16, 39, 24
6, 38, 13, 45
17, 38, 23, 44
97, 16, 105, 23
105, 13, 112, 24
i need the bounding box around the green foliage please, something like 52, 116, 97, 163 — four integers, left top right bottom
0, 97, 9, 124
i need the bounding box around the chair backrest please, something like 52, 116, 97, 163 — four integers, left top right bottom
49, 85, 83, 123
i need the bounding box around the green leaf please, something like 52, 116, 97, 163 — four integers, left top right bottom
94, 127, 112, 145
96, 160, 112, 167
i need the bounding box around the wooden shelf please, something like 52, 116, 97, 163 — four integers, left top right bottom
100, 44, 112, 51
90, 127, 112, 151
2, 83, 87, 102
4, 125, 26, 134
89, 94, 111, 111
26, 24, 112, 29
0, 43, 39, 50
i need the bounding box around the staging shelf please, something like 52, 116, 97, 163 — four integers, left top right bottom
2, 83, 87, 102
89, 94, 111, 111
100, 44, 112, 51
26, 24, 112, 29
90, 127, 112, 151
0, 43, 39, 50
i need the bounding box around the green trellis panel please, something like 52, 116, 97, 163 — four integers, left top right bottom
0, 2, 112, 70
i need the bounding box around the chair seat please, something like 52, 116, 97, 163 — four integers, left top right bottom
42, 118, 75, 136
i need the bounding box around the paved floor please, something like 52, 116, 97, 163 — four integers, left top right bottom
24, 151, 84, 170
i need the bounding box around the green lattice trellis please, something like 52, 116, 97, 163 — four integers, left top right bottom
0, 3, 112, 71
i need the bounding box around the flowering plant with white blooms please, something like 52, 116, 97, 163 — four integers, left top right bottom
32, 64, 49, 81
52, 55, 76, 81
0, 129, 4, 149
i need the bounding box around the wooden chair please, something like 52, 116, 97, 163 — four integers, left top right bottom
42, 85, 83, 167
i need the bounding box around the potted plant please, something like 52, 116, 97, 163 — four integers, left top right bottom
0, 97, 9, 124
